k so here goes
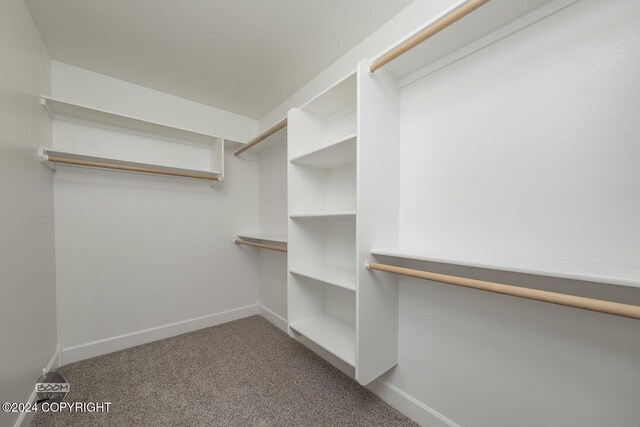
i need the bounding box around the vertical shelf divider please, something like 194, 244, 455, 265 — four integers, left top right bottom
355, 59, 401, 384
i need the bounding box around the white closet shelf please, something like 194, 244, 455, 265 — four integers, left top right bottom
375, 0, 556, 84
237, 233, 287, 243
290, 133, 356, 169
41, 96, 220, 145
370, 247, 640, 289
290, 265, 356, 291
40, 148, 220, 181
290, 211, 356, 219
301, 72, 356, 117
289, 314, 356, 366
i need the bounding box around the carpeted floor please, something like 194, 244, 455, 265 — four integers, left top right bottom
32, 315, 416, 426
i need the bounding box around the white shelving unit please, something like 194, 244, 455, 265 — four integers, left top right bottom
288, 72, 359, 373
40, 96, 226, 181
287, 69, 400, 385
371, 247, 640, 289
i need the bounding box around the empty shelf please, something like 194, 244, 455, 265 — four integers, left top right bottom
40, 148, 220, 181
301, 72, 357, 117
237, 233, 287, 243
41, 96, 220, 145
290, 265, 356, 291
290, 211, 356, 219
371, 246, 640, 289
290, 133, 356, 169
289, 313, 356, 366
376, 0, 557, 84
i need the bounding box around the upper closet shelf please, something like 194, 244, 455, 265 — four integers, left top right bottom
237, 233, 287, 243
370, 247, 640, 289
290, 211, 356, 219
40, 147, 220, 182
301, 72, 356, 117
371, 0, 558, 84
290, 133, 356, 169
41, 96, 221, 145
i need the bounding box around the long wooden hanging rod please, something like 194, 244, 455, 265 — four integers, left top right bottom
234, 118, 287, 157
47, 155, 219, 181
365, 261, 640, 320
369, 0, 490, 73
233, 239, 287, 253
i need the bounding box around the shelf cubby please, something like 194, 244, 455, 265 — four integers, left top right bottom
289, 72, 357, 160
288, 276, 356, 366
288, 133, 356, 215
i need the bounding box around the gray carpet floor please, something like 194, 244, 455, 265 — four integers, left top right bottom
32, 315, 416, 426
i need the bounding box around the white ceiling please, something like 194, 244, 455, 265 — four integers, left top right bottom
25, 0, 413, 119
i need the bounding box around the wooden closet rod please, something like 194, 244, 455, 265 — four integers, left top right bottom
233, 239, 287, 253
234, 118, 287, 157
365, 261, 640, 320
369, 0, 490, 73
47, 156, 219, 181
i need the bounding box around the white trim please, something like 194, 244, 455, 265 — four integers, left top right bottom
258, 303, 287, 332
14, 346, 61, 427
61, 304, 259, 364
367, 379, 459, 427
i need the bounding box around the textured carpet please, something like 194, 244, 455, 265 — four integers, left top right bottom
32, 315, 416, 426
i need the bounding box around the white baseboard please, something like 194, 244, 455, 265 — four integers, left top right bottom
61, 304, 258, 364
258, 303, 287, 332
367, 379, 459, 427
14, 345, 61, 427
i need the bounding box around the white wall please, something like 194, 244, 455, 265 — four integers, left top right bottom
260, 0, 640, 425
387, 2, 640, 425
0, 1, 56, 426
51, 65, 262, 363
257, 146, 288, 322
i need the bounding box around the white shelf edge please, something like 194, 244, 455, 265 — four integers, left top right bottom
40, 95, 221, 146
39, 147, 220, 181
289, 211, 356, 219
237, 233, 288, 244
290, 266, 356, 291
299, 70, 357, 113
289, 314, 356, 366
289, 133, 357, 165
371, 246, 640, 289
